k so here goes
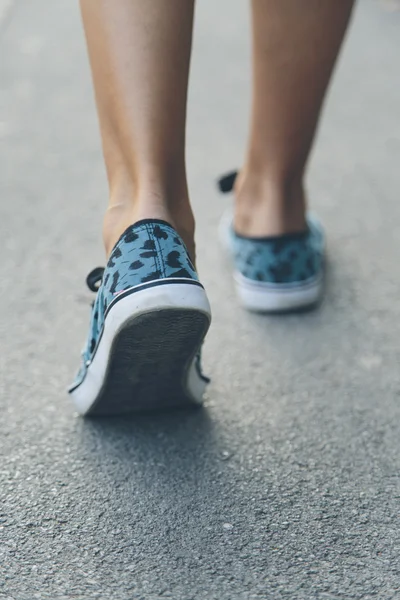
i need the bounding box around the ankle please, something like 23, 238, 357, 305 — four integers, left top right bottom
103, 179, 195, 260
234, 168, 307, 237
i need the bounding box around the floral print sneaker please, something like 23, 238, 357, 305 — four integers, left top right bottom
218, 171, 325, 313
69, 219, 211, 416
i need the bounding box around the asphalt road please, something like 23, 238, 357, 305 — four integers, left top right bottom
1, 1, 400, 599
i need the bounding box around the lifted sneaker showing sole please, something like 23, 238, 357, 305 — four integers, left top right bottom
69, 219, 211, 416
218, 171, 325, 313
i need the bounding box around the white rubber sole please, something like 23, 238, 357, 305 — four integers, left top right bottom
70, 279, 211, 416
234, 271, 323, 313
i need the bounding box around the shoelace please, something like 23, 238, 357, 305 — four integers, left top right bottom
86, 267, 104, 293
218, 170, 238, 194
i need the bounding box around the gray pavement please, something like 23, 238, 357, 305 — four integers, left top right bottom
1, 1, 400, 598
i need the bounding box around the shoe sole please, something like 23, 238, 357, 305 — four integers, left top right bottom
70, 280, 211, 416
234, 271, 323, 313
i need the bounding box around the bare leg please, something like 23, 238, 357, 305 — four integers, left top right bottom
235, 0, 354, 237
80, 0, 195, 257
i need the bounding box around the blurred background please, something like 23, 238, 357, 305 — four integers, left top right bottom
1, 1, 400, 599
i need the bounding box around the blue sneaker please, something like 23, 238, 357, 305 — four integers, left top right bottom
69, 219, 211, 416
218, 171, 325, 313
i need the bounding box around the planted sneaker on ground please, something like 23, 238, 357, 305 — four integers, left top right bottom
69, 219, 211, 416
218, 171, 325, 313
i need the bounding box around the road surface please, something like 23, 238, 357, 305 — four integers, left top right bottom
1, 1, 400, 598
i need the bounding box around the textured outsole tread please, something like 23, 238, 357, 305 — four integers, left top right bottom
86, 308, 210, 417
